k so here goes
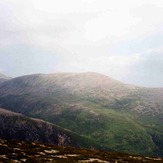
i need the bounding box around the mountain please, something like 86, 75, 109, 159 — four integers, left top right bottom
0, 139, 162, 163
0, 107, 99, 149
0, 73, 11, 83
0, 72, 163, 156
0, 72, 138, 115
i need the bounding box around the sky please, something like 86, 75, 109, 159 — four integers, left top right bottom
0, 0, 163, 87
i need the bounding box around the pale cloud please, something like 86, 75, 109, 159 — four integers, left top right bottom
84, 1, 163, 43
119, 47, 163, 87
1, 0, 163, 49
57, 52, 140, 80
0, 45, 59, 76
0, 0, 163, 87
53, 47, 163, 87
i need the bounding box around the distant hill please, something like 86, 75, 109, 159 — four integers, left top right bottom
0, 73, 11, 83
0, 72, 163, 156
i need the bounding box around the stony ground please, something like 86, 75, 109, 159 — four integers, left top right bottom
0, 139, 162, 163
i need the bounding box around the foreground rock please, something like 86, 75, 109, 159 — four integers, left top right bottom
0, 139, 162, 163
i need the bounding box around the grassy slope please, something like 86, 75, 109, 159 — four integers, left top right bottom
34, 102, 158, 156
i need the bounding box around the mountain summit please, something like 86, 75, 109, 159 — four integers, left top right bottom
0, 73, 11, 83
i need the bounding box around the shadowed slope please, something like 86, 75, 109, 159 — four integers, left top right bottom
0, 108, 100, 149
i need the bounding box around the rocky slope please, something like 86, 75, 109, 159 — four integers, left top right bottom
0, 108, 98, 149
0, 139, 162, 163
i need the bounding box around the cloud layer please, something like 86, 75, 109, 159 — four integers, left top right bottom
0, 0, 163, 87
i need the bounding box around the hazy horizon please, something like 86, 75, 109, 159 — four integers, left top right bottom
0, 0, 163, 87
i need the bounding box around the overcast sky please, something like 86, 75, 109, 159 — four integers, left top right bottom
0, 0, 163, 87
